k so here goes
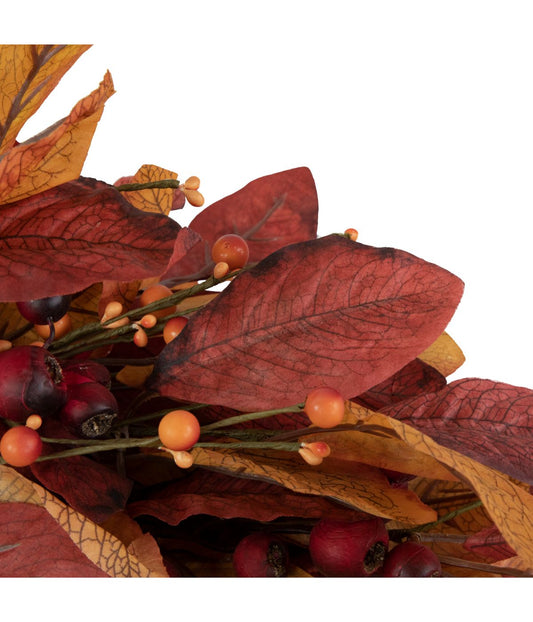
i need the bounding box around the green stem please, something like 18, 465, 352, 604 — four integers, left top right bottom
200, 405, 304, 432
35, 436, 160, 461
195, 440, 300, 451
116, 179, 181, 192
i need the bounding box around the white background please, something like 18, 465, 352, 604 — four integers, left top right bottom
4, 0, 530, 615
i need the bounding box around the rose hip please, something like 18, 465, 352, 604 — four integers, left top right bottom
382, 541, 442, 577
60, 382, 118, 438
233, 532, 289, 577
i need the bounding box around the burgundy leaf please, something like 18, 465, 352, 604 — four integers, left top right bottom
128, 469, 366, 526
161, 167, 318, 283
354, 358, 447, 411
383, 378, 533, 484
464, 524, 517, 562
150, 235, 464, 411
0, 177, 195, 302
31, 455, 133, 524
0, 503, 107, 577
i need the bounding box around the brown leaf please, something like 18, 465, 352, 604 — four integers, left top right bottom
0, 71, 115, 204
417, 332, 465, 377
119, 164, 178, 215
0, 45, 90, 153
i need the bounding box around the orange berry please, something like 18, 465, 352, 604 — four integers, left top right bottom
298, 446, 323, 466
0, 339, 12, 352
133, 326, 149, 348
25, 414, 43, 430
158, 410, 201, 451
163, 316, 188, 343
173, 450, 194, 469
140, 313, 158, 329
304, 387, 345, 428
139, 284, 175, 319
213, 261, 230, 280
0, 426, 42, 467
35, 313, 72, 339
301, 441, 331, 458
183, 175, 201, 190
344, 228, 359, 241
211, 234, 249, 271
183, 188, 205, 207
101, 301, 130, 329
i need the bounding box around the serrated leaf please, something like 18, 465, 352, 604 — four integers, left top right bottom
151, 235, 464, 411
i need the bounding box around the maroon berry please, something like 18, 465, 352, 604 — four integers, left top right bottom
382, 541, 442, 577
16, 295, 72, 325
61, 360, 111, 388
0, 346, 67, 422
233, 532, 289, 577
60, 382, 118, 438
309, 518, 389, 577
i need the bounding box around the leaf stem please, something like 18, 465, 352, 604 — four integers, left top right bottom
200, 405, 304, 432
116, 179, 181, 192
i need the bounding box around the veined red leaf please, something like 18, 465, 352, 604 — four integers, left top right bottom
151, 235, 464, 411
464, 524, 517, 562
161, 167, 318, 283
128, 469, 366, 526
0, 177, 198, 302
383, 378, 533, 484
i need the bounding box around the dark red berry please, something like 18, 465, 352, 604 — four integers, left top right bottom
382, 541, 442, 577
0, 346, 67, 422
233, 532, 289, 577
61, 360, 111, 388
309, 518, 389, 577
16, 295, 72, 325
60, 382, 118, 438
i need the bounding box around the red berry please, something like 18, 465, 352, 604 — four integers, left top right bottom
61, 360, 112, 388
0, 425, 43, 467
233, 532, 289, 577
0, 346, 66, 422
304, 387, 345, 428
60, 382, 118, 438
309, 518, 389, 577
211, 234, 249, 271
382, 542, 442, 577
16, 294, 71, 325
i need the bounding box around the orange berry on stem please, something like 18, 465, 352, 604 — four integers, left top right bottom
183, 175, 201, 190
158, 410, 201, 451
298, 446, 323, 466
140, 313, 158, 329
213, 261, 230, 280
344, 228, 359, 241
163, 316, 188, 343
133, 326, 149, 348
304, 387, 345, 428
35, 313, 72, 339
0, 426, 43, 467
211, 234, 249, 271
301, 441, 331, 458
139, 284, 175, 319
25, 414, 43, 430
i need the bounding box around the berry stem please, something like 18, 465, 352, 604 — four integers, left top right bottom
195, 440, 300, 451
116, 179, 181, 192
200, 405, 304, 432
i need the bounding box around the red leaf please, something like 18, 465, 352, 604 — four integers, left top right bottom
31, 455, 133, 524
161, 167, 318, 283
0, 177, 195, 302
354, 358, 447, 411
128, 469, 366, 526
0, 502, 107, 577
197, 404, 310, 430
464, 524, 517, 562
383, 378, 533, 484
150, 235, 464, 411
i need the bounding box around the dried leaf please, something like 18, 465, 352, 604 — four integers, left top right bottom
119, 164, 178, 215
0, 465, 164, 576
0, 44, 90, 153
464, 525, 517, 562
0, 177, 194, 302
344, 401, 533, 566
161, 167, 318, 282
151, 235, 464, 411
383, 378, 533, 484
417, 332, 465, 376
0, 71, 115, 204
190, 447, 437, 524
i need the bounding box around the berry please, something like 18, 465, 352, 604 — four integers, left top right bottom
303, 387, 345, 428
158, 410, 200, 451
0, 346, 66, 422
0, 425, 43, 467
100, 301, 129, 328
211, 234, 249, 271
382, 542, 442, 577
34, 313, 72, 340
213, 261, 230, 280
139, 284, 176, 319
16, 294, 72, 325
309, 518, 389, 577
233, 532, 289, 577
60, 382, 118, 438
163, 316, 188, 343
61, 360, 112, 388
133, 326, 149, 348
24, 414, 43, 430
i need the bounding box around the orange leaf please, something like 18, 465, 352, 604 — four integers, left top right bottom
417, 331, 465, 377
120, 164, 178, 215
0, 44, 90, 153
191, 447, 437, 524
0, 70, 115, 204
304, 429, 457, 482
0, 465, 165, 576
344, 401, 533, 566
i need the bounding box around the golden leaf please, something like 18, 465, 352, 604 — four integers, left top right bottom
120, 164, 178, 215
417, 331, 465, 377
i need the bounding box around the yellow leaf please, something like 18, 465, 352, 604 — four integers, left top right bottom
417, 331, 465, 377
0, 44, 90, 153
191, 447, 437, 525
0, 70, 115, 204
344, 401, 533, 566
0, 465, 164, 576
120, 164, 178, 215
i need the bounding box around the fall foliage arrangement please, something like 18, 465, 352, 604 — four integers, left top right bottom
0, 45, 532, 579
